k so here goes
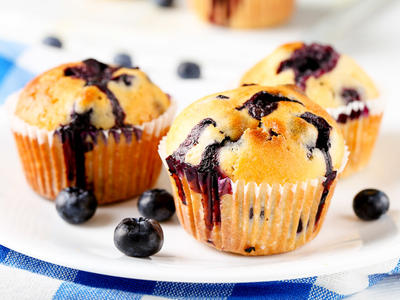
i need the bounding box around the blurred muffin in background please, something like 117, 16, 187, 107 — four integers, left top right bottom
188, 0, 295, 29
12, 58, 175, 204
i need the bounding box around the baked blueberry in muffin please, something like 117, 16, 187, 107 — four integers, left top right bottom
12, 58, 175, 204
241, 42, 383, 176
159, 84, 346, 255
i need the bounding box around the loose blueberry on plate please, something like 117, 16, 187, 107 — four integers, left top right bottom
113, 53, 133, 68
177, 62, 201, 79
42, 36, 63, 48
55, 187, 98, 224
154, 0, 174, 7
114, 218, 164, 257
138, 189, 176, 222
353, 189, 390, 221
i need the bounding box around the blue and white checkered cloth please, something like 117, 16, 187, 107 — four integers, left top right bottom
1, 39, 400, 299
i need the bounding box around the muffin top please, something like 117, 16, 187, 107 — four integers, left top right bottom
15, 59, 170, 131
165, 85, 345, 184
241, 42, 379, 109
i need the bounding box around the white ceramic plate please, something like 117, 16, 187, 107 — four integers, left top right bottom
0, 106, 399, 283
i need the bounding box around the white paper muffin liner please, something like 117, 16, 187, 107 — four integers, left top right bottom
9, 91, 176, 204
158, 137, 348, 256
326, 98, 384, 177
326, 98, 384, 120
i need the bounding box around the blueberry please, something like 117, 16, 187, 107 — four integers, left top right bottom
277, 43, 339, 89
113, 53, 133, 68
55, 187, 97, 224
138, 189, 175, 222
154, 0, 174, 7
177, 62, 201, 79
42, 36, 63, 48
114, 218, 164, 257
353, 189, 390, 221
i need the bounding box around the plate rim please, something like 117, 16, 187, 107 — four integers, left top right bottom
1, 218, 400, 283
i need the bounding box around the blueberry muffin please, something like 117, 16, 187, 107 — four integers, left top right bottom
12, 59, 175, 204
241, 42, 383, 176
188, 0, 294, 29
159, 85, 346, 256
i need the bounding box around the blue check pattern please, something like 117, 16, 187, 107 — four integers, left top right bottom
0, 39, 399, 299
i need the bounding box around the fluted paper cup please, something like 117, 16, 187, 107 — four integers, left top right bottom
159, 138, 348, 256
9, 92, 176, 205
327, 99, 383, 177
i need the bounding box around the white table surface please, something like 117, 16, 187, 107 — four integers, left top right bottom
0, 0, 399, 298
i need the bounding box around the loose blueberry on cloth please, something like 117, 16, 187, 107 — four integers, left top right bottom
0, 39, 400, 299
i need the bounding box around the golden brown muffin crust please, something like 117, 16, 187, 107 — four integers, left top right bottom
241, 42, 379, 109
15, 59, 170, 131
166, 85, 345, 184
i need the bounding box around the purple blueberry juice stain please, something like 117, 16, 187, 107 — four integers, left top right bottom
166, 118, 233, 231
277, 43, 340, 90
169, 118, 216, 164
236, 91, 303, 120
197, 138, 232, 228
297, 219, 303, 234
56, 110, 97, 189
58, 58, 141, 189
300, 112, 337, 227
166, 119, 215, 206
